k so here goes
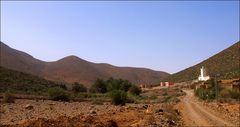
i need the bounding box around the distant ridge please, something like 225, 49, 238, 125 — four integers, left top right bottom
0, 42, 169, 86
164, 41, 240, 82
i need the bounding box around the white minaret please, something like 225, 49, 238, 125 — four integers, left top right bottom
200, 67, 204, 77
198, 66, 210, 81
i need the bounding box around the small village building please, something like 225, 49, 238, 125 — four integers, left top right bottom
165, 82, 169, 87
160, 82, 164, 87
218, 79, 240, 90
159, 82, 174, 87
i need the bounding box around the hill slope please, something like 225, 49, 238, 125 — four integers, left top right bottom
0, 42, 169, 85
164, 41, 240, 82
0, 66, 62, 95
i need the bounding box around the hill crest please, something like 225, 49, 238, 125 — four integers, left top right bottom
0, 42, 169, 85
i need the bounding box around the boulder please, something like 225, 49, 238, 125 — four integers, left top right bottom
25, 104, 33, 110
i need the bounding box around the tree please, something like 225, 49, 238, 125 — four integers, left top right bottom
90, 79, 107, 93
72, 82, 87, 93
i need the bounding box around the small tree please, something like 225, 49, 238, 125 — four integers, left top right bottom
72, 82, 87, 93
110, 90, 127, 105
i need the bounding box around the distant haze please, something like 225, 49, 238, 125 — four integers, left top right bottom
1, 1, 239, 74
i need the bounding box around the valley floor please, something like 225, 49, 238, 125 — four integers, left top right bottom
0, 99, 182, 127
1, 88, 239, 127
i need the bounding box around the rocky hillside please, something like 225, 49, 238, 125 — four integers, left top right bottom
164, 41, 240, 82
0, 66, 62, 94
0, 42, 169, 85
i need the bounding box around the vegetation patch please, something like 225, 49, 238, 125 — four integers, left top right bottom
195, 79, 240, 102
0, 67, 66, 95
110, 90, 127, 105
72, 82, 87, 93
48, 87, 71, 102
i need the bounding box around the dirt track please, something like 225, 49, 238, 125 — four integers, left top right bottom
179, 89, 235, 126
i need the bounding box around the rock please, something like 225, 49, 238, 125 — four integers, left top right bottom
155, 109, 163, 113
25, 104, 33, 110
106, 120, 118, 127
119, 107, 125, 112
89, 110, 96, 114
145, 108, 152, 114
167, 120, 176, 126
142, 105, 149, 109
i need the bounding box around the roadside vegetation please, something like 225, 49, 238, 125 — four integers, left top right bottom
195, 79, 240, 102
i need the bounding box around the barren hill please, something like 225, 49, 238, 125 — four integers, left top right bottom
0, 42, 169, 85
164, 41, 240, 82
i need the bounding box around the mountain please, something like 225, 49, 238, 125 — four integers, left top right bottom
0, 42, 169, 85
0, 42, 46, 75
164, 41, 240, 83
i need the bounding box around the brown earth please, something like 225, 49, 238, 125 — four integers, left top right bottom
0, 99, 182, 127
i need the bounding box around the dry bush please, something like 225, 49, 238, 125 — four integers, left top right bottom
162, 104, 180, 124
3, 92, 15, 103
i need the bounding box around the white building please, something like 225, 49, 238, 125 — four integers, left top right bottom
198, 66, 210, 81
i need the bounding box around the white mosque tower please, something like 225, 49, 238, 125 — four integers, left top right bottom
198, 66, 210, 81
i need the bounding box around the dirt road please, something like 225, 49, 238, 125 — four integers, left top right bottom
179, 89, 235, 127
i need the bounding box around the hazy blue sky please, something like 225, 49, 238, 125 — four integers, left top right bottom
1, 1, 239, 74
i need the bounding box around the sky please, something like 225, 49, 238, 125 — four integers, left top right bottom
1, 1, 239, 74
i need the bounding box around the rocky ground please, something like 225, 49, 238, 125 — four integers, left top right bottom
0, 99, 182, 127
202, 101, 240, 126
2, 87, 237, 127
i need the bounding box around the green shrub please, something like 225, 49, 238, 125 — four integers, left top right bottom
195, 87, 215, 100
229, 89, 240, 99
219, 89, 230, 98
3, 92, 15, 103
128, 85, 141, 95
110, 90, 127, 105
48, 87, 70, 101
72, 82, 87, 93
126, 93, 141, 103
